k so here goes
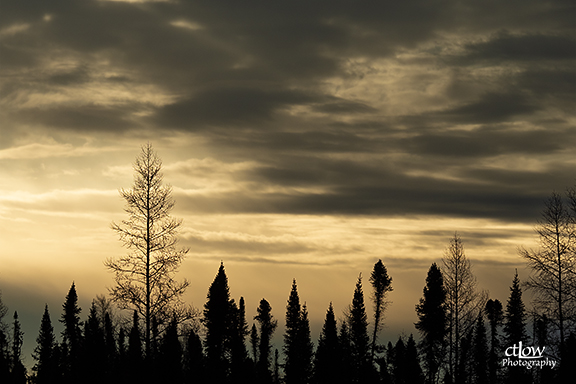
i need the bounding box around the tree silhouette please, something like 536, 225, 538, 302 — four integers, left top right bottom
441, 233, 486, 383
33, 305, 56, 383
472, 314, 488, 384
106, 143, 191, 358
415, 262, 447, 384
203, 262, 233, 380
284, 279, 313, 384
254, 299, 277, 384
485, 299, 503, 384
503, 271, 530, 384
60, 282, 82, 383
369, 259, 393, 365
519, 191, 576, 359
313, 302, 340, 384
10, 312, 26, 384
348, 274, 375, 383
82, 302, 106, 384
0, 292, 9, 382
127, 310, 144, 382
158, 317, 183, 383
184, 327, 206, 384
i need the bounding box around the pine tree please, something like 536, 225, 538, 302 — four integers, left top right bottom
250, 323, 260, 364
10, 312, 26, 384
33, 305, 56, 383
338, 321, 353, 384
60, 282, 82, 383
415, 262, 447, 384
283, 279, 313, 384
485, 299, 503, 384
254, 299, 277, 384
406, 334, 425, 384
203, 262, 233, 381
230, 297, 251, 382
348, 274, 373, 383
313, 303, 340, 384
103, 312, 117, 381
369, 260, 393, 364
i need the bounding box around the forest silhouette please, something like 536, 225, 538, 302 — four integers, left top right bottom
1, 146, 575, 384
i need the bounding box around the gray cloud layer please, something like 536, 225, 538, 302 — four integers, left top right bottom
1, 0, 574, 222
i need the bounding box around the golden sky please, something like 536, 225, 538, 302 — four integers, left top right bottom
0, 0, 574, 363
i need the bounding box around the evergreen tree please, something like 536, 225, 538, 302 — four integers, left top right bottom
10, 311, 26, 384
127, 310, 144, 382
284, 279, 313, 384
184, 327, 206, 384
456, 329, 473, 384
485, 299, 503, 384
406, 334, 425, 384
250, 323, 260, 364
60, 282, 82, 383
313, 303, 340, 384
103, 312, 117, 382
369, 259, 393, 364
32, 305, 56, 383
254, 299, 277, 384
83, 302, 106, 384
230, 297, 251, 383
0, 292, 9, 382
503, 271, 530, 384
203, 262, 233, 381
338, 321, 353, 384
348, 274, 373, 383
158, 317, 183, 384
472, 315, 488, 384
415, 262, 447, 384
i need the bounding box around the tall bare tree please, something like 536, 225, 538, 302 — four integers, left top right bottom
106, 143, 191, 358
442, 233, 487, 384
519, 191, 576, 353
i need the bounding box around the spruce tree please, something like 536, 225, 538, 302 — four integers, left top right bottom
485, 299, 503, 384
284, 279, 313, 384
33, 305, 56, 383
405, 334, 425, 384
472, 315, 488, 384
250, 323, 259, 364
369, 260, 393, 364
10, 311, 26, 384
348, 274, 372, 383
60, 282, 82, 383
159, 318, 183, 383
503, 271, 530, 384
184, 327, 205, 384
230, 297, 251, 382
203, 262, 233, 381
313, 303, 340, 384
127, 310, 144, 381
415, 262, 447, 384
103, 312, 117, 381
0, 292, 9, 382
338, 321, 353, 384
83, 302, 106, 384
254, 299, 277, 384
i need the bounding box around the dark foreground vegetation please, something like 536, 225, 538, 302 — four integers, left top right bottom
1, 146, 575, 384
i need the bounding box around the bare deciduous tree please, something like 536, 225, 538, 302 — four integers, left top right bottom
105, 143, 192, 357
519, 191, 576, 351
442, 233, 487, 383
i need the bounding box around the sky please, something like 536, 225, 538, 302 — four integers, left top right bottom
0, 0, 575, 367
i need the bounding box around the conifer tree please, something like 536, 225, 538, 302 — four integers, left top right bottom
485, 299, 503, 384
348, 274, 373, 383
33, 305, 56, 383
184, 327, 205, 384
0, 292, 9, 382
283, 279, 313, 384
230, 297, 251, 382
83, 302, 106, 384
254, 299, 277, 384
472, 315, 488, 384
369, 259, 393, 364
250, 324, 259, 363
10, 311, 26, 384
203, 262, 233, 380
103, 312, 117, 381
159, 318, 183, 383
503, 271, 530, 384
406, 334, 425, 384
338, 321, 353, 384
415, 262, 447, 384
60, 282, 82, 383
313, 303, 340, 384
127, 310, 144, 381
